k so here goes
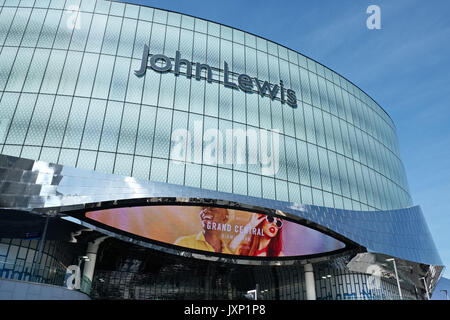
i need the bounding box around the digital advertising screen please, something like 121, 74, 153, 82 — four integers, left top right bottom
86, 205, 346, 258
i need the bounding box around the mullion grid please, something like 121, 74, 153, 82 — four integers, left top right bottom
0, 4, 411, 210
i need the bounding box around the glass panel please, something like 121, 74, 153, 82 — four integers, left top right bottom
5, 93, 37, 145
117, 103, 139, 154
99, 101, 124, 152
43, 96, 72, 148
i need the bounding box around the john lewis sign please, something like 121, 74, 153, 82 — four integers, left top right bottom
135, 44, 297, 108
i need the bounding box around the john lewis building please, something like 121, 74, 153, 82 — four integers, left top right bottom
0, 0, 443, 300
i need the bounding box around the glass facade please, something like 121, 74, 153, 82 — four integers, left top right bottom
0, 0, 412, 212
0, 1, 443, 300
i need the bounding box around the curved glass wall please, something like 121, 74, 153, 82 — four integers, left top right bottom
0, 0, 412, 211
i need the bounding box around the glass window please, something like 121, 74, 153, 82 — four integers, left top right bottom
117, 103, 139, 154
245, 33, 256, 49
233, 170, 247, 195
139, 6, 154, 22
80, 0, 95, 12
297, 140, 310, 186
99, 101, 124, 152
0, 92, 20, 144
58, 51, 83, 96
309, 72, 320, 108
58, 148, 78, 167
167, 12, 181, 27
91, 54, 115, 99
220, 25, 232, 41
109, 1, 125, 16
41, 49, 66, 94
293, 102, 306, 141
318, 147, 331, 192
126, 58, 145, 104
152, 108, 173, 159
75, 52, 99, 97
142, 66, 160, 106
153, 9, 167, 24
43, 96, 72, 148
95, 151, 115, 174
317, 77, 329, 112
218, 119, 232, 169
322, 112, 335, 151
101, 15, 122, 55
232, 89, 245, 124
37, 9, 62, 48
306, 58, 316, 73
276, 179, 289, 202
135, 105, 156, 157
80, 99, 107, 150
54, 8, 78, 50
262, 176, 275, 200
299, 68, 311, 104
275, 133, 287, 180
201, 165, 217, 191
248, 173, 261, 198
167, 160, 185, 185
204, 81, 219, 118
149, 22, 165, 53
61, 97, 89, 149
267, 41, 278, 57
2, 145, 21, 157
285, 136, 299, 183
194, 18, 207, 33
307, 143, 321, 190
314, 108, 326, 148
159, 71, 176, 109
233, 29, 244, 45
303, 104, 315, 144
300, 186, 313, 204
245, 92, 258, 129
109, 56, 131, 102
21, 146, 41, 161
5, 47, 33, 92
133, 20, 152, 59
132, 156, 151, 180
0, 7, 17, 46
217, 168, 232, 193
5, 93, 37, 145
5, 7, 31, 46
114, 153, 133, 176
85, 13, 107, 53
117, 18, 137, 57
77, 150, 97, 170
23, 49, 51, 93
39, 147, 59, 163
150, 158, 168, 182
337, 154, 350, 198
94, 0, 110, 14
21, 8, 46, 47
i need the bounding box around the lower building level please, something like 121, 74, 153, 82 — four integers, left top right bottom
0, 155, 444, 300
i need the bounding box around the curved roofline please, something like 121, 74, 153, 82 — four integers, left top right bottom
110, 0, 395, 126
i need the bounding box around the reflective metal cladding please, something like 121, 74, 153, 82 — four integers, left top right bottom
0, 154, 442, 268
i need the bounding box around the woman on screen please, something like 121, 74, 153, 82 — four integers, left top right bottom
229, 213, 284, 257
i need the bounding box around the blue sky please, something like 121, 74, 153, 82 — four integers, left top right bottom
122, 0, 450, 277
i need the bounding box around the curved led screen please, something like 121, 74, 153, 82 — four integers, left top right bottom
86, 205, 346, 258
